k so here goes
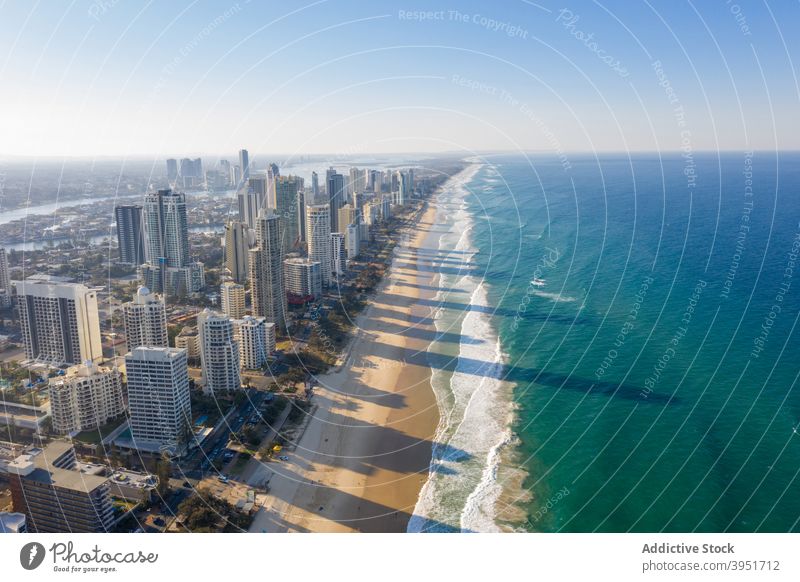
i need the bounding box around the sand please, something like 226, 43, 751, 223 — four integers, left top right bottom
249, 201, 443, 532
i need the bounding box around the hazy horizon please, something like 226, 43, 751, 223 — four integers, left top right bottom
2, 0, 798, 158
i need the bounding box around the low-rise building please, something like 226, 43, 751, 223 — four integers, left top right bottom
48, 362, 125, 435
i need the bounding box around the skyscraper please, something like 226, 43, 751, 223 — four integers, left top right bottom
238, 149, 250, 184
274, 175, 304, 250
144, 189, 188, 267
123, 286, 168, 352
125, 346, 191, 451
234, 315, 274, 370
166, 158, 178, 183
49, 362, 125, 435
306, 204, 332, 287
198, 310, 241, 395
311, 171, 320, 202
326, 169, 345, 233
337, 204, 357, 233
0, 247, 10, 307
331, 232, 347, 277
250, 210, 286, 326
220, 281, 246, 319
224, 221, 250, 283
345, 223, 360, 259
115, 205, 145, 265
140, 189, 204, 295
12, 278, 102, 365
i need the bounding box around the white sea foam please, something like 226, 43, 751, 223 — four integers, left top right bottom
408, 162, 517, 533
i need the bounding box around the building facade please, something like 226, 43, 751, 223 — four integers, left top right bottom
284, 257, 322, 302
125, 347, 192, 452
5, 442, 114, 533
331, 232, 347, 277
115, 205, 145, 265
198, 310, 241, 394
123, 286, 168, 352
249, 211, 286, 326
306, 204, 332, 287
49, 363, 125, 435
234, 315, 274, 370
12, 278, 102, 366
139, 188, 204, 295
220, 281, 246, 319
224, 221, 250, 283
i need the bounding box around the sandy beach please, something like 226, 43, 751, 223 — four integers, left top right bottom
249, 200, 444, 532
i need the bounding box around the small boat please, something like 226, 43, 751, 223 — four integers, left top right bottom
531, 278, 546, 287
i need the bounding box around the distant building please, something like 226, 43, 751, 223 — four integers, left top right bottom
238, 175, 268, 229
12, 278, 102, 366
274, 175, 304, 250
115, 205, 146, 265
125, 347, 191, 452
338, 204, 357, 234
0, 247, 10, 307
123, 286, 168, 352
140, 188, 204, 295
198, 310, 240, 394
166, 158, 178, 183
311, 171, 320, 202
345, 223, 360, 259
306, 204, 332, 287
220, 281, 246, 319
49, 362, 125, 435
4, 441, 114, 533
224, 221, 250, 283
326, 169, 346, 233
250, 211, 286, 327
239, 149, 250, 184
284, 257, 322, 302
331, 232, 347, 277
234, 315, 274, 370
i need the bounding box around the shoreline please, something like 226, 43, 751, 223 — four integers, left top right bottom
249, 190, 449, 532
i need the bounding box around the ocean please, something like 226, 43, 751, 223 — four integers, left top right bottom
409, 152, 800, 533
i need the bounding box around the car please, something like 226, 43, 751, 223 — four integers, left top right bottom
278, 455, 289, 461
218, 475, 229, 483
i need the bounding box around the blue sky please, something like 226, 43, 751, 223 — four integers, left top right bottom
0, 0, 798, 157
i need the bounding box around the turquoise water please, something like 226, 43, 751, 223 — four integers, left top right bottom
460, 153, 800, 532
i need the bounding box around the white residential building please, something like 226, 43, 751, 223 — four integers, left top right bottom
345, 223, 360, 259
284, 257, 322, 301
49, 362, 125, 435
12, 278, 102, 366
306, 204, 332, 286
220, 281, 246, 319
123, 286, 168, 352
139, 188, 204, 295
198, 310, 241, 394
331, 232, 347, 277
250, 210, 286, 327
233, 316, 274, 370
125, 346, 191, 452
